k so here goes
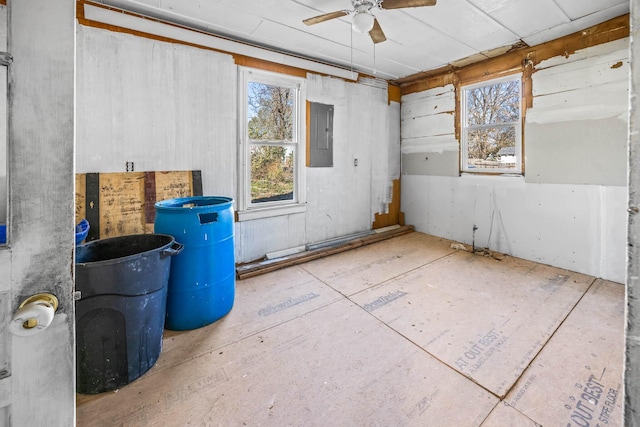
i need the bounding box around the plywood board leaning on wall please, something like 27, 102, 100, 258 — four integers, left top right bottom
75, 170, 203, 241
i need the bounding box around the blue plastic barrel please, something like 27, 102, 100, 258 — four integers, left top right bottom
154, 196, 235, 330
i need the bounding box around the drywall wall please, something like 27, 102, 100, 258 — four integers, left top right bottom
76, 26, 237, 196
305, 74, 400, 244
401, 38, 629, 283
76, 25, 400, 263
526, 39, 629, 185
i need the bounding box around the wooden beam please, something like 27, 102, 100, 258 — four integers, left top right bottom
236, 225, 415, 279
388, 84, 401, 104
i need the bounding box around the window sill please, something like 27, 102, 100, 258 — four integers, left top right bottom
236, 203, 307, 222
460, 172, 523, 179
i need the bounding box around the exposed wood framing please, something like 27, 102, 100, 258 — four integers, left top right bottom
397, 15, 630, 177
372, 179, 404, 229
236, 225, 415, 279
388, 84, 401, 104
397, 14, 630, 95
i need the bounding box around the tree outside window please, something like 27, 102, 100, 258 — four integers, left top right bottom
247, 82, 295, 203
237, 68, 306, 220
461, 75, 522, 174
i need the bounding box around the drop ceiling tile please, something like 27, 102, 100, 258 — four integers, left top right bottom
489, 0, 570, 38
156, 0, 264, 36
407, 0, 518, 51
468, 27, 521, 52
465, 0, 519, 14
131, 0, 160, 6
292, 0, 350, 14
101, 0, 629, 79
523, 3, 629, 47
554, 0, 628, 21
375, 41, 448, 73
418, 33, 479, 65
373, 8, 442, 47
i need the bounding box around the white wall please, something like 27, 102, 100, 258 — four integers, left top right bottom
401, 38, 629, 283
76, 25, 400, 263
76, 26, 237, 196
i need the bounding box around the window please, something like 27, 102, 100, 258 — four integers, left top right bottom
460, 74, 522, 174
238, 68, 306, 218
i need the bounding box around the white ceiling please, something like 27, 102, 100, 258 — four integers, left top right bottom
96, 0, 630, 81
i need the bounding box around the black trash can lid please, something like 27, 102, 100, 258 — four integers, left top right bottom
75, 234, 175, 266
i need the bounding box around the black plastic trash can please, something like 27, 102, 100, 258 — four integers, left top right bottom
75, 234, 182, 394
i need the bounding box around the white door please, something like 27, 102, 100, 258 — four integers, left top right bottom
0, 0, 75, 425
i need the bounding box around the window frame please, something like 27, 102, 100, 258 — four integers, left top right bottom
237, 67, 307, 220
459, 73, 523, 175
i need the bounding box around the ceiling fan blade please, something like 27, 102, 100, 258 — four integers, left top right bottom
380, 0, 436, 9
303, 10, 349, 26
369, 18, 387, 43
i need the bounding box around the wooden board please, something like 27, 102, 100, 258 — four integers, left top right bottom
76, 232, 624, 426
348, 248, 595, 397
98, 172, 146, 238
77, 299, 497, 426
301, 232, 457, 296
152, 265, 343, 377
504, 279, 624, 426
481, 402, 539, 426
236, 225, 415, 279
75, 170, 202, 240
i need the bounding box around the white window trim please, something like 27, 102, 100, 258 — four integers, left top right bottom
460, 73, 523, 175
237, 67, 307, 221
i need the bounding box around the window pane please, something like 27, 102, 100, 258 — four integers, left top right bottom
465, 126, 516, 170
251, 145, 294, 203
466, 80, 519, 126
248, 82, 294, 141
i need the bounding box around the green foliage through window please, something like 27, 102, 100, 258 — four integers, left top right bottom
247, 81, 296, 203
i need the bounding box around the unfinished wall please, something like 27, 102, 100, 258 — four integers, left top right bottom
76, 25, 400, 263
401, 38, 629, 283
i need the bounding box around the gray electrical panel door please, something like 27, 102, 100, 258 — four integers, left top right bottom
309, 102, 334, 167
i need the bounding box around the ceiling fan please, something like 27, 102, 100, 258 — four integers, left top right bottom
303, 0, 437, 44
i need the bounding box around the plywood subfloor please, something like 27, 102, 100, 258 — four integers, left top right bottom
76, 232, 624, 426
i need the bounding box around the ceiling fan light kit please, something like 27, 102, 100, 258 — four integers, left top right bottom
303, 0, 436, 44
352, 10, 375, 33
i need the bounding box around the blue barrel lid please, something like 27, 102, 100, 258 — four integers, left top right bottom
155, 196, 233, 210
